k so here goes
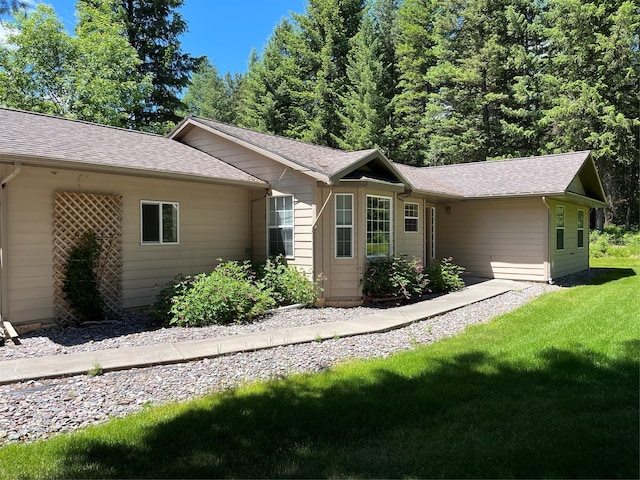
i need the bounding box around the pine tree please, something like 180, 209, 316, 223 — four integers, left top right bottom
238, 21, 310, 138
182, 58, 241, 124
336, 9, 388, 151
117, 0, 200, 132
541, 0, 639, 226
393, 0, 438, 165
293, 0, 365, 146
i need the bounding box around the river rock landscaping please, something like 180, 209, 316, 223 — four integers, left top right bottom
0, 272, 601, 446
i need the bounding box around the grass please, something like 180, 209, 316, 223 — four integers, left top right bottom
0, 260, 638, 479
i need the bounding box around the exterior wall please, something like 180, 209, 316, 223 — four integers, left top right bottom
435, 197, 549, 281
180, 129, 316, 275
547, 198, 590, 279
3, 165, 253, 327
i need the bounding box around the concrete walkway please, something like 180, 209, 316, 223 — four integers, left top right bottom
0, 279, 523, 385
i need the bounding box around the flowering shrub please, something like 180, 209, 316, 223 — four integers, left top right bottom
361, 254, 429, 299
426, 257, 465, 293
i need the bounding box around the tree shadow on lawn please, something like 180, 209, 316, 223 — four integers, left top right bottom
552, 267, 636, 287
52, 340, 639, 479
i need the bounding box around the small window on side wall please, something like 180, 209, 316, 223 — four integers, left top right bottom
556, 205, 565, 250
577, 209, 585, 248
141, 201, 179, 244
268, 195, 294, 258
335, 193, 353, 258
404, 202, 419, 233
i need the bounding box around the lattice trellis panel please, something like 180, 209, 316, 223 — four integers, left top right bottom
53, 192, 123, 324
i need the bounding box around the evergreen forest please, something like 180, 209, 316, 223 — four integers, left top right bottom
1, 0, 638, 227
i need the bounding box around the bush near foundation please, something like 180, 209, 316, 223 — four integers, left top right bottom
361, 254, 429, 300
153, 258, 319, 326
256, 255, 318, 307
426, 257, 465, 293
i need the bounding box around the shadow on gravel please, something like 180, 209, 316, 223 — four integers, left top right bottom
49, 341, 639, 479
552, 267, 636, 287
18, 314, 162, 347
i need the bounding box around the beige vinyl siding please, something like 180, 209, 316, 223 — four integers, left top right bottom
181, 129, 315, 276
4, 165, 253, 327
436, 198, 548, 281
319, 188, 424, 303
547, 199, 589, 279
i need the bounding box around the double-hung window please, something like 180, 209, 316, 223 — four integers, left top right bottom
366, 195, 392, 257
577, 209, 585, 248
404, 202, 419, 233
335, 193, 353, 258
268, 195, 294, 257
141, 201, 179, 244
556, 205, 565, 250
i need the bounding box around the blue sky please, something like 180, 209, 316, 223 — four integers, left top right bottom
36, 0, 307, 74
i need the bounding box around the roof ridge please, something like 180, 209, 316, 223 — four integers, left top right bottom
0, 106, 166, 139
411, 151, 591, 171
191, 116, 350, 154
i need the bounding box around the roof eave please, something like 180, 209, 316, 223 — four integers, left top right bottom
0, 154, 270, 189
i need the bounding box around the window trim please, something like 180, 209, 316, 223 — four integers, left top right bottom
267, 194, 295, 259
335, 193, 354, 259
404, 202, 419, 233
556, 205, 565, 251
577, 209, 585, 249
366, 194, 393, 258
140, 200, 179, 245
430, 206, 436, 260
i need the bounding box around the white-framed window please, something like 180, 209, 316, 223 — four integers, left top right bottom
556, 205, 565, 251
335, 193, 353, 258
404, 202, 419, 233
366, 194, 392, 257
267, 195, 294, 257
430, 206, 436, 259
577, 209, 585, 248
141, 201, 179, 244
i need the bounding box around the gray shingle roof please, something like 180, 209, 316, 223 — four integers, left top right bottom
398, 151, 593, 198
0, 108, 266, 187
186, 117, 379, 179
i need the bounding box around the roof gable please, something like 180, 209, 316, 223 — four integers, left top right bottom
0, 108, 267, 187
398, 151, 606, 205
171, 116, 409, 186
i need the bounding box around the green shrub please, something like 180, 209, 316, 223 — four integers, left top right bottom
590, 226, 640, 258
256, 256, 319, 307
152, 274, 198, 324
361, 254, 429, 299
62, 230, 105, 322
426, 257, 465, 293
169, 262, 275, 327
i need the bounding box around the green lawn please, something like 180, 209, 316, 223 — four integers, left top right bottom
1, 259, 638, 479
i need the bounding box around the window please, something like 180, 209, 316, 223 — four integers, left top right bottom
141, 201, 179, 244
556, 205, 565, 250
577, 209, 585, 248
366, 195, 392, 257
335, 194, 353, 258
268, 195, 294, 257
430, 207, 436, 259
404, 202, 419, 233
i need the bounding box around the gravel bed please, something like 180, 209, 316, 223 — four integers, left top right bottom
0, 272, 601, 446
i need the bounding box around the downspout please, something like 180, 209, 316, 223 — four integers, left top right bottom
1, 163, 22, 321
541, 196, 551, 283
